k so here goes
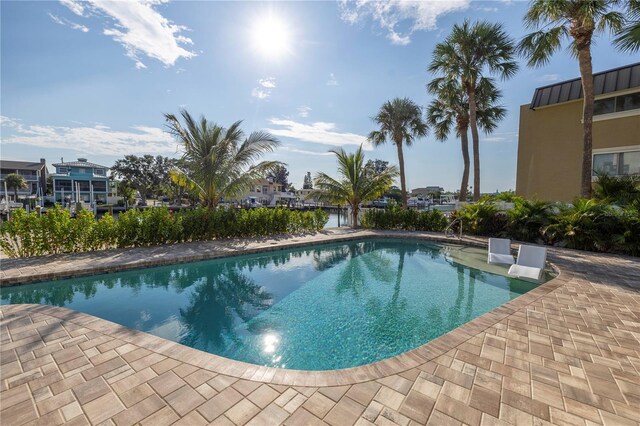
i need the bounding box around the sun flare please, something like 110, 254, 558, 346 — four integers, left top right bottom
251, 14, 291, 59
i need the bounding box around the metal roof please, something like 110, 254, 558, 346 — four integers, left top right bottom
0, 160, 47, 171
530, 62, 640, 109
52, 161, 109, 169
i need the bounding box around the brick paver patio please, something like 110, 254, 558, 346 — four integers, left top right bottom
1, 230, 639, 425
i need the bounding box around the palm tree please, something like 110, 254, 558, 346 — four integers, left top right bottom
429, 20, 518, 201
5, 173, 27, 202
426, 77, 506, 201
368, 98, 428, 209
518, 1, 624, 198
165, 109, 283, 207
615, 0, 640, 52
311, 145, 398, 227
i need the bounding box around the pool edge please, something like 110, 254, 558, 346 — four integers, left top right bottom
0, 231, 574, 387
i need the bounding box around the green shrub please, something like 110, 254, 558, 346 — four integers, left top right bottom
1, 206, 328, 258
452, 201, 506, 236
362, 205, 447, 232
507, 199, 553, 243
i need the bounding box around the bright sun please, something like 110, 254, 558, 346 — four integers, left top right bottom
251, 14, 290, 59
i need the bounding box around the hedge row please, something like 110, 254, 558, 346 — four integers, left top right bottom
0, 206, 328, 258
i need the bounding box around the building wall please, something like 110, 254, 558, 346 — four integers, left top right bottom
516, 101, 640, 202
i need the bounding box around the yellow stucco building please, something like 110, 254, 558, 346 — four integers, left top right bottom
516, 63, 640, 202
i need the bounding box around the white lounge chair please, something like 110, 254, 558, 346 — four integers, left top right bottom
508, 245, 547, 281
487, 238, 515, 265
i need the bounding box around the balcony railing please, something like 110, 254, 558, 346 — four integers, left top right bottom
0, 174, 39, 181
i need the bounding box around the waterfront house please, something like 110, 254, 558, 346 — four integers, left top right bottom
0, 159, 48, 201
516, 62, 640, 202
244, 177, 296, 206
52, 158, 110, 203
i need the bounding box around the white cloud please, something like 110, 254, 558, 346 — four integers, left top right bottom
252, 77, 276, 99
537, 74, 561, 82
297, 106, 312, 118
1, 116, 177, 155
59, 0, 195, 68
266, 119, 371, 150
279, 146, 334, 156
48, 12, 89, 32
251, 88, 270, 99
60, 0, 85, 16
327, 73, 339, 86
339, 0, 470, 45
259, 77, 276, 88
482, 131, 517, 143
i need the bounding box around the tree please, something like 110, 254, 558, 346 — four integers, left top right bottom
165, 109, 282, 208
267, 165, 289, 191
311, 145, 399, 227
112, 155, 175, 202
426, 77, 506, 201
518, 1, 624, 198
365, 159, 389, 176
615, 0, 640, 52
5, 173, 27, 201
429, 20, 517, 201
303, 172, 313, 189
368, 97, 428, 209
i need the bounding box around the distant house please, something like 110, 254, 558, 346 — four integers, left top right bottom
411, 186, 444, 197
0, 159, 48, 201
517, 62, 640, 202
51, 158, 110, 203
244, 178, 295, 206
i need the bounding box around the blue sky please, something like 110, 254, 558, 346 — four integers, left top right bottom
1, 1, 635, 192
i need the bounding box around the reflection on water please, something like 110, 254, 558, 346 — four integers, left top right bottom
1, 239, 540, 370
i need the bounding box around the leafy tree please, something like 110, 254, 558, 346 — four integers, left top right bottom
518, 1, 624, 198
311, 145, 399, 227
615, 0, 640, 52
365, 159, 389, 176
430, 20, 517, 201
165, 109, 282, 208
116, 181, 136, 205
111, 155, 175, 202
5, 173, 27, 201
267, 165, 289, 191
368, 97, 428, 209
303, 172, 313, 189
426, 77, 506, 201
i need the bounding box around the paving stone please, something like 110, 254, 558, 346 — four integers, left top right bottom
247, 384, 280, 409
324, 397, 365, 426
302, 392, 335, 418
164, 384, 206, 416
225, 399, 261, 425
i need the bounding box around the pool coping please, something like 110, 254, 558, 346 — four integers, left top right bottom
0, 230, 573, 387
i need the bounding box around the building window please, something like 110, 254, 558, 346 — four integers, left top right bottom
593, 150, 640, 176
616, 92, 640, 112
92, 181, 107, 192
55, 180, 72, 191
594, 91, 640, 116
77, 181, 90, 191
94, 168, 106, 176
58, 167, 68, 174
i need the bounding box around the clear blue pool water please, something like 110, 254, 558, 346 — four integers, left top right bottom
0, 239, 541, 370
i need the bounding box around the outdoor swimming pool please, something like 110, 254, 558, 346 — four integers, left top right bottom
0, 239, 544, 370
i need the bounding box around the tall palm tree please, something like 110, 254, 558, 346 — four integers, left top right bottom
426, 77, 506, 201
518, 1, 624, 198
368, 98, 428, 209
311, 145, 398, 227
615, 0, 640, 52
429, 20, 518, 201
5, 173, 27, 202
165, 109, 283, 208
